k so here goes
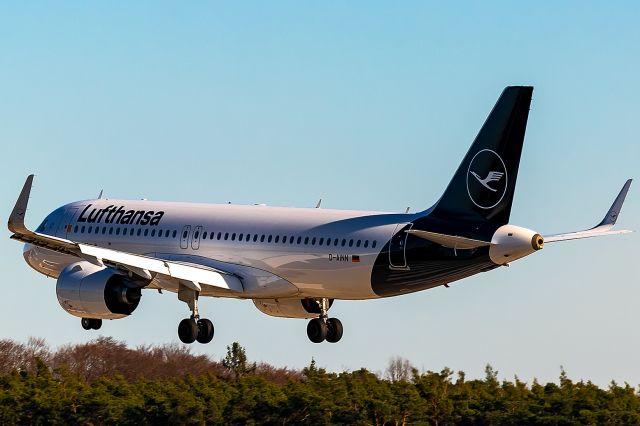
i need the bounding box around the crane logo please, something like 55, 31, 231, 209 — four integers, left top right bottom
466, 149, 508, 209
469, 171, 504, 192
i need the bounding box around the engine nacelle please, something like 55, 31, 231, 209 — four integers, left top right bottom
489, 224, 544, 265
253, 298, 334, 319
56, 261, 144, 320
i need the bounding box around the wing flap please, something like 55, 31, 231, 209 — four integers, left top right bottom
78, 244, 243, 291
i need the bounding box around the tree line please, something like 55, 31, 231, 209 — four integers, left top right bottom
0, 337, 639, 425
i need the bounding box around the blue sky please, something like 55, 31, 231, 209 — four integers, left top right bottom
1, 2, 639, 386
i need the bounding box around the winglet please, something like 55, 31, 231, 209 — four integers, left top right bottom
544, 179, 632, 243
8, 174, 34, 234
596, 178, 632, 229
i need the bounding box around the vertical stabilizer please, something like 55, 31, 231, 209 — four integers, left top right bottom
429, 86, 533, 228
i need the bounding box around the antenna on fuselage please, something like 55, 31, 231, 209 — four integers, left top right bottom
315, 199, 322, 208
98, 189, 103, 199
405, 207, 410, 214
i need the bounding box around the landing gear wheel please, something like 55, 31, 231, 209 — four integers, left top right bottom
81, 318, 102, 330
81, 318, 92, 330
178, 318, 198, 344
196, 318, 214, 344
307, 318, 328, 343
325, 318, 343, 343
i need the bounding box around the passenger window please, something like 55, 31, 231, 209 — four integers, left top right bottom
172, 230, 177, 238
319, 238, 324, 245
364, 240, 369, 248
218, 232, 222, 240
260, 235, 265, 242
268, 235, 272, 243
81, 226, 85, 233
151, 229, 155, 237
74, 225, 78, 233
231, 233, 236, 241
109, 227, 114, 235
102, 227, 106, 234
282, 236, 287, 244
334, 238, 339, 246
297, 236, 302, 244
274, 236, 279, 243
166, 230, 171, 237
116, 228, 120, 235
224, 233, 229, 240
304, 237, 309, 245
246, 234, 250, 242
203, 232, 207, 239
311, 237, 316, 245
136, 229, 140, 236
183, 230, 188, 239
88, 226, 92, 233
144, 229, 149, 236
238, 234, 243, 241
290, 236, 295, 244
349, 239, 354, 247
327, 238, 331, 246
194, 231, 200, 239
210, 232, 215, 240
372, 241, 377, 248
253, 235, 258, 242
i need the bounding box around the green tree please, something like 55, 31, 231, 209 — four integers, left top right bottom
223, 342, 255, 380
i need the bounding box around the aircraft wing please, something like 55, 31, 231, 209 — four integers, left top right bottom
8, 175, 244, 293
544, 179, 632, 243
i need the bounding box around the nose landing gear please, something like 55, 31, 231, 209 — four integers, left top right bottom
306, 298, 343, 343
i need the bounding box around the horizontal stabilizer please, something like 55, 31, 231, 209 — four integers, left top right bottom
545, 179, 632, 243
406, 229, 490, 249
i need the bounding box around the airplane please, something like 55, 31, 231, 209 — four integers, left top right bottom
8, 86, 632, 345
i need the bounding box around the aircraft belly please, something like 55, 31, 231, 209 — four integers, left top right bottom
194, 246, 379, 300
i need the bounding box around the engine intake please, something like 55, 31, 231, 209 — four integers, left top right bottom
56, 261, 145, 320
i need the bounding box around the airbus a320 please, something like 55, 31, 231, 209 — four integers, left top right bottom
8, 86, 632, 344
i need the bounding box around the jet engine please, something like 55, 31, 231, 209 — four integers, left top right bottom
253, 298, 334, 319
489, 224, 544, 265
56, 261, 145, 319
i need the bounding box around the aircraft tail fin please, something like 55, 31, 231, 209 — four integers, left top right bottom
428, 86, 533, 230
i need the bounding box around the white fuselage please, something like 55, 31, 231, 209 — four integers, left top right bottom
25, 199, 419, 300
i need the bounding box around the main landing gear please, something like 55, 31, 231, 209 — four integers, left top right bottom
306, 298, 343, 343
177, 284, 214, 344
81, 318, 102, 330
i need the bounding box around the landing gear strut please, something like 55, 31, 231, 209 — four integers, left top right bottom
177, 284, 214, 344
306, 298, 343, 343
81, 318, 102, 330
